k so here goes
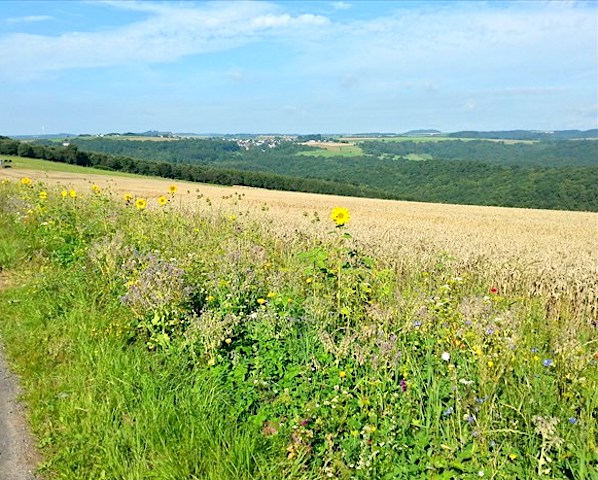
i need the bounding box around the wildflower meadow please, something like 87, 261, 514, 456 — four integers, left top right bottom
0, 176, 596, 479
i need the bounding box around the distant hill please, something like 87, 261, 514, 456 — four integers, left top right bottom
449, 129, 598, 140
12, 133, 77, 140
403, 129, 444, 136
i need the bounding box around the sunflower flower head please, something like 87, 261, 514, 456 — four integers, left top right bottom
69, 189, 77, 198
158, 195, 168, 206
92, 184, 101, 194
135, 198, 147, 210
168, 184, 178, 195
124, 193, 133, 203
20, 177, 32, 186
331, 207, 350, 227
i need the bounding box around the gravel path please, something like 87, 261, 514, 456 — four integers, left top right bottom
0, 277, 41, 480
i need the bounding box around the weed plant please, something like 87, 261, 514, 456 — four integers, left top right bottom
0, 177, 596, 479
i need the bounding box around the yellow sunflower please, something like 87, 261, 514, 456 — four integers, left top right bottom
92, 184, 101, 193
168, 184, 178, 194
124, 193, 133, 202
20, 177, 32, 186
158, 195, 168, 206
135, 198, 147, 210
331, 207, 350, 226
69, 189, 77, 198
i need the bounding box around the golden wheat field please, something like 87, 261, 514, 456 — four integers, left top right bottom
2, 165, 597, 319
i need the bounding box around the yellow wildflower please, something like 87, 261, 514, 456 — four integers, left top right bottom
20, 177, 31, 186
363, 424, 377, 435
267, 291, 276, 298
92, 184, 101, 193
168, 184, 177, 194
69, 189, 77, 198
39, 191, 48, 200
135, 198, 147, 210
331, 206, 350, 226
124, 193, 133, 202
339, 371, 346, 379
257, 298, 267, 305
158, 195, 168, 206
61, 190, 68, 198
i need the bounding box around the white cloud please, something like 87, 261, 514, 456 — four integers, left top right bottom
0, 1, 329, 80
5, 15, 54, 24
226, 70, 246, 82
0, 0, 595, 131
332, 2, 351, 10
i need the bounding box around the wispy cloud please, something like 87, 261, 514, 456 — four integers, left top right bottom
0, 1, 329, 80
0, 0, 595, 132
331, 1, 351, 10
5, 15, 54, 24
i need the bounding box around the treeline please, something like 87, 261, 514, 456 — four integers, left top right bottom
67, 137, 598, 211
359, 139, 598, 167
65, 137, 598, 211
0, 137, 387, 199
448, 129, 598, 140
204, 152, 598, 211
3, 136, 597, 211
71, 137, 243, 164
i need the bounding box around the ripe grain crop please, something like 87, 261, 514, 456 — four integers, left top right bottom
1, 164, 596, 320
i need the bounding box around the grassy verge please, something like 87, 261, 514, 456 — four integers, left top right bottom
0, 177, 596, 479
1, 155, 140, 177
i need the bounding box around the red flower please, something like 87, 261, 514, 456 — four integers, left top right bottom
490, 287, 498, 294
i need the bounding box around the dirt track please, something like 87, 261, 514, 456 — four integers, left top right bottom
0, 338, 40, 480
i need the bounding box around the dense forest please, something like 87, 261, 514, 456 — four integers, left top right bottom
359, 139, 598, 166
1, 135, 597, 211
0, 137, 386, 199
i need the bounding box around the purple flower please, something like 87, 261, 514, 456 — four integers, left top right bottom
568, 417, 577, 425
443, 407, 453, 416
543, 359, 554, 367
400, 379, 407, 392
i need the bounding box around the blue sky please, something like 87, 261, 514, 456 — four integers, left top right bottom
1, 0, 596, 135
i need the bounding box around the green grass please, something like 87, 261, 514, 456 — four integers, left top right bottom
403, 153, 433, 161
0, 178, 596, 479
1, 155, 139, 177
296, 145, 364, 157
